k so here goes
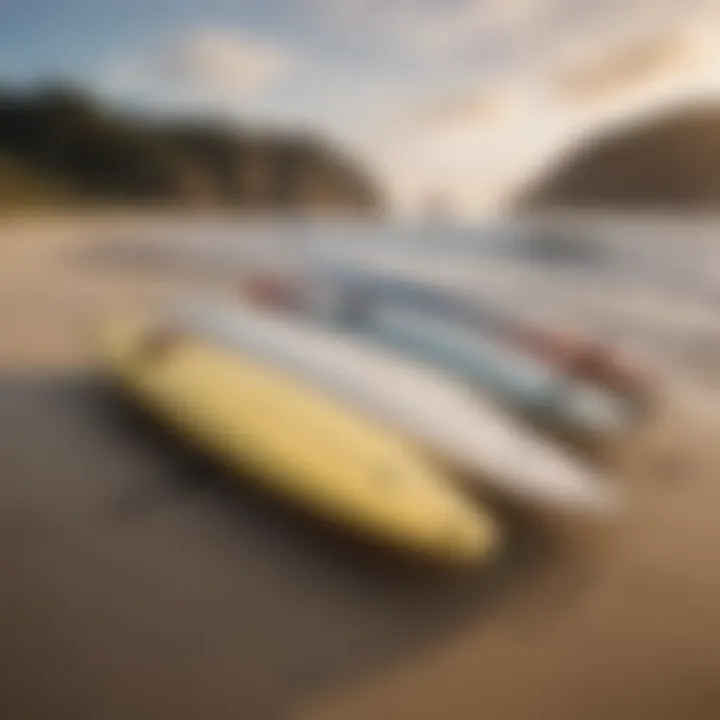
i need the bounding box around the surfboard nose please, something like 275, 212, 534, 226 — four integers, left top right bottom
435, 506, 503, 563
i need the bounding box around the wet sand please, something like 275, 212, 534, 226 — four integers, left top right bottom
2, 216, 720, 720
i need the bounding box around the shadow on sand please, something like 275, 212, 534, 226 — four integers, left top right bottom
0, 369, 596, 720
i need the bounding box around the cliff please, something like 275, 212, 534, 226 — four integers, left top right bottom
0, 86, 383, 213
519, 105, 720, 210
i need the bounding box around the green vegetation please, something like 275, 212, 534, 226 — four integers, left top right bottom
0, 85, 383, 213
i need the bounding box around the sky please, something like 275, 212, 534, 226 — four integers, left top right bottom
2, 0, 720, 215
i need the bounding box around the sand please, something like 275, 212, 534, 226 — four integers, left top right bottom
2, 215, 720, 720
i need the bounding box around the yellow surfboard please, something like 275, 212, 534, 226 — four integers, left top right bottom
93, 316, 500, 563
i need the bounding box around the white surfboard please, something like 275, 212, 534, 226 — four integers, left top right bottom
168, 297, 618, 515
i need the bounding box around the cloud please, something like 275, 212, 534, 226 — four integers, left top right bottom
394, 0, 553, 55
154, 30, 289, 93
108, 29, 293, 110
404, 90, 507, 132
316, 0, 715, 73
552, 30, 707, 104
315, 0, 571, 58
323, 0, 557, 60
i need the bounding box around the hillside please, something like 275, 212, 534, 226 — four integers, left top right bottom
0, 151, 69, 206
0, 86, 383, 213
519, 105, 720, 210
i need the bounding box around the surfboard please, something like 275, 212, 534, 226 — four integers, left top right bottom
241, 267, 647, 419
246, 271, 635, 434
168, 298, 618, 515
93, 316, 498, 563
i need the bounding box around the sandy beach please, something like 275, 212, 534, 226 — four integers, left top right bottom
2, 215, 720, 720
